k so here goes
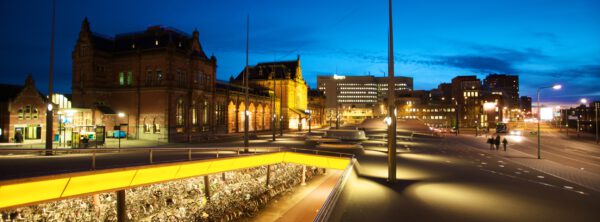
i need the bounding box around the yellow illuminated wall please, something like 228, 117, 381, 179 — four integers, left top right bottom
0, 152, 350, 210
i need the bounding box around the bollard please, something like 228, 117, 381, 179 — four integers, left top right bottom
188, 149, 192, 161
301, 165, 307, 186
266, 165, 271, 188
149, 149, 153, 164
116, 190, 126, 222
204, 175, 211, 201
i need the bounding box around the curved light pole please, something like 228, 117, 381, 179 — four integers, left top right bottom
537, 84, 561, 159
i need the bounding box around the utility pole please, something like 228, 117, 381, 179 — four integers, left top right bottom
244, 15, 250, 152
45, 0, 56, 155
387, 0, 397, 184
272, 75, 276, 141
280, 68, 284, 136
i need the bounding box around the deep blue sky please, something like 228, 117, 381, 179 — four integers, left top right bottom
1, 0, 598, 105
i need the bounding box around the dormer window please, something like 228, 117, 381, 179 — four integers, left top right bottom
132, 43, 135, 49
155, 40, 159, 46
178, 42, 182, 47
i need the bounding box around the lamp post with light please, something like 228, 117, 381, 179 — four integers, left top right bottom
386, 0, 397, 184
117, 112, 127, 149
45, 0, 56, 155
579, 98, 588, 138
536, 84, 562, 159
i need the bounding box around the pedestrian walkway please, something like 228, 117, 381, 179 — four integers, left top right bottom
463, 135, 600, 192
243, 170, 342, 222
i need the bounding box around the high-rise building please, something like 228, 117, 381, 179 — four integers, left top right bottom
317, 75, 412, 124
483, 74, 519, 109
451, 76, 482, 127
520, 96, 532, 114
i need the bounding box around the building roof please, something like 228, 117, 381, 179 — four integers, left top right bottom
233, 58, 299, 82
84, 19, 209, 60
216, 81, 271, 97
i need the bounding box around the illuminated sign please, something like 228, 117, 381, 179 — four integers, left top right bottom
333, 74, 345, 80
540, 107, 553, 120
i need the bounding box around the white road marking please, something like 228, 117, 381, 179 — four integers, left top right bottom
537, 175, 545, 179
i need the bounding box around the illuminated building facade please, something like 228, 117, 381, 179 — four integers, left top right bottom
451, 76, 483, 128
317, 75, 413, 124
232, 57, 308, 130
214, 81, 277, 133
0, 75, 55, 143
71, 19, 216, 142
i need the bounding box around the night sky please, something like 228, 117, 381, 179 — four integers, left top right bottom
1, 0, 598, 105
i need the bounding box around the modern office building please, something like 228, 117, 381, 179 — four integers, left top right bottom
483, 74, 519, 109
317, 74, 412, 124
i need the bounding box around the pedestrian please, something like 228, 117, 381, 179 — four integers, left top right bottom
502, 138, 508, 151
15, 131, 23, 143
487, 137, 494, 150
495, 135, 501, 150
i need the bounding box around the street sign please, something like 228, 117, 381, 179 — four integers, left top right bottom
568, 115, 578, 120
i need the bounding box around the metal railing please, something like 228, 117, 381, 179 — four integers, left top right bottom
313, 158, 356, 222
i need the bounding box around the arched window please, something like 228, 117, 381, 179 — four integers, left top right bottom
32, 108, 38, 120
191, 100, 198, 125
176, 98, 184, 126
153, 118, 161, 133
18, 108, 23, 120
203, 100, 209, 127
24, 105, 31, 120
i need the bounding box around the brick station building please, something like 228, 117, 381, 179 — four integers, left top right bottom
0, 75, 54, 143
71, 19, 280, 142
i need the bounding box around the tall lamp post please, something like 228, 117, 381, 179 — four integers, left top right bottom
537, 84, 562, 159
579, 98, 588, 138
386, 0, 397, 184
595, 101, 599, 144
117, 112, 127, 149
243, 15, 250, 152
45, 0, 56, 155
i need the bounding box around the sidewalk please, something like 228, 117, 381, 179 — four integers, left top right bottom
243, 170, 342, 222
464, 135, 600, 192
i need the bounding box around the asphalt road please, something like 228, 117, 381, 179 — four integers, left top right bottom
329, 134, 600, 222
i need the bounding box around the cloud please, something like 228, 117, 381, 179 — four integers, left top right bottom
430, 55, 515, 73
532, 32, 561, 46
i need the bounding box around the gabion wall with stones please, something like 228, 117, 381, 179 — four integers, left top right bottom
0, 163, 326, 222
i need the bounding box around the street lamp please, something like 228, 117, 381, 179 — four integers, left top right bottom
386, 0, 397, 184
537, 84, 561, 159
578, 98, 588, 138
117, 112, 126, 149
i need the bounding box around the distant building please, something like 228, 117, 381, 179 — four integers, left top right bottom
317, 74, 412, 124
451, 76, 482, 127
520, 96, 532, 115
232, 57, 307, 130
484, 74, 519, 106
0, 75, 54, 143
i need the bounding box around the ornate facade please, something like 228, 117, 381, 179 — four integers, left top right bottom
71, 19, 216, 142
232, 57, 309, 130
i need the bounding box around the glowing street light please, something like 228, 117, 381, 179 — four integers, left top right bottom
117, 112, 127, 148
536, 84, 562, 159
